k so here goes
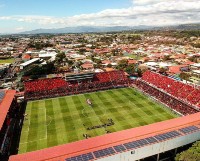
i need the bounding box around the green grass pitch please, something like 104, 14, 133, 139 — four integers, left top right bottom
19, 88, 177, 154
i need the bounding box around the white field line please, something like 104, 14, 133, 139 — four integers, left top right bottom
23, 107, 31, 133
44, 106, 48, 140
20, 137, 47, 145
21, 107, 48, 144
22, 117, 30, 133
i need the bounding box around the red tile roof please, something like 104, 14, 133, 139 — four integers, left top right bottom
168, 65, 188, 74
128, 59, 137, 65
0, 90, 16, 130
22, 54, 31, 60
102, 60, 111, 64
81, 63, 94, 69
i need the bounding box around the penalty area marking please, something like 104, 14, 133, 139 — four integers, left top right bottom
22, 118, 30, 133
20, 107, 48, 145
22, 105, 32, 133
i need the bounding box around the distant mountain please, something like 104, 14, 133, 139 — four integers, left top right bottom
18, 23, 200, 34
169, 23, 200, 30
19, 26, 154, 34
152, 23, 200, 31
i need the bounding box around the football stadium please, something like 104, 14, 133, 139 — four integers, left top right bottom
19, 88, 177, 154
0, 70, 199, 161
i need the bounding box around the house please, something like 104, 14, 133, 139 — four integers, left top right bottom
103, 67, 115, 72
168, 65, 189, 75
81, 63, 94, 70
128, 59, 137, 65
22, 54, 31, 61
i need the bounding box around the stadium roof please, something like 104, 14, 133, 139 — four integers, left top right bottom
9, 112, 200, 161
0, 90, 16, 130
20, 58, 40, 67
191, 63, 200, 68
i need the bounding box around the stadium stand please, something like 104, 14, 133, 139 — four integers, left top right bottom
141, 71, 200, 108
135, 71, 200, 115
24, 71, 129, 100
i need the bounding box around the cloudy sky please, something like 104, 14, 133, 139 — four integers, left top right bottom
0, 0, 199, 33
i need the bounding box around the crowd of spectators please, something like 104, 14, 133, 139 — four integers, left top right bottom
141, 71, 200, 108
24, 71, 129, 100
135, 71, 200, 115
136, 81, 198, 115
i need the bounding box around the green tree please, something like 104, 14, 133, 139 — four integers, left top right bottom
93, 59, 102, 65
159, 67, 168, 74
137, 68, 143, 77
117, 59, 128, 70
188, 56, 198, 63
79, 48, 86, 54
163, 55, 171, 61
179, 72, 190, 81
175, 141, 200, 161
24, 62, 55, 76
125, 64, 135, 75
55, 52, 66, 66
107, 63, 112, 68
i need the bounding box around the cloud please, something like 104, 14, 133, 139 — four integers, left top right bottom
133, 0, 166, 5
132, 0, 197, 5
0, 0, 200, 32
15, 27, 24, 31
0, 16, 11, 20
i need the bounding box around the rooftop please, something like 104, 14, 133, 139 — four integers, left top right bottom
0, 90, 16, 130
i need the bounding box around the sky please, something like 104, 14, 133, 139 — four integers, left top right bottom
0, 0, 200, 33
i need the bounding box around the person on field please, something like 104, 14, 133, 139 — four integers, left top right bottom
86, 98, 92, 106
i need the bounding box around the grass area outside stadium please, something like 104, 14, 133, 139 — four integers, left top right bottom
0, 58, 14, 64
19, 87, 178, 154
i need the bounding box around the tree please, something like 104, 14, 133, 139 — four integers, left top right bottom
55, 52, 66, 66
117, 59, 128, 70
93, 59, 102, 64
107, 64, 112, 68
125, 64, 135, 75
111, 49, 122, 56
179, 72, 190, 81
159, 67, 168, 74
23, 62, 55, 77
163, 55, 171, 61
137, 68, 143, 77
79, 48, 86, 54
188, 56, 198, 63
175, 141, 200, 161
138, 64, 148, 74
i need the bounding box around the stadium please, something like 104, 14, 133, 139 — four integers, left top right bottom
0, 70, 200, 161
